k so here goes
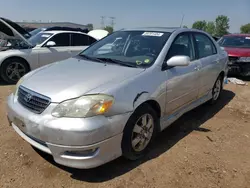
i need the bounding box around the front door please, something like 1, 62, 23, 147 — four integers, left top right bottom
38, 33, 72, 66
164, 32, 201, 116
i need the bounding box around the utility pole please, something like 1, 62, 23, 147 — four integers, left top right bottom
109, 16, 115, 28
180, 14, 185, 27
101, 16, 105, 29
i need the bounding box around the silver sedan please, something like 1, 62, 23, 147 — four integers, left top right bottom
7, 27, 228, 169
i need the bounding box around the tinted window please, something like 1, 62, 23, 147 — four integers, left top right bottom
194, 33, 217, 58
71, 33, 97, 46
48, 33, 70, 46
89, 36, 97, 45
166, 33, 195, 61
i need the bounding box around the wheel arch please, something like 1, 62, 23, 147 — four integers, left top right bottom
133, 99, 162, 132
218, 71, 225, 79
0, 56, 31, 71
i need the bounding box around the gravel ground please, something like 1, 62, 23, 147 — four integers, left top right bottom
0, 80, 250, 188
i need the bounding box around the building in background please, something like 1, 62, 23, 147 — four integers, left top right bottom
17, 21, 89, 31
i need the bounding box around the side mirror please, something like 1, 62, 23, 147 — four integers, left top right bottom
167, 55, 190, 67
162, 55, 190, 71
45, 41, 56, 47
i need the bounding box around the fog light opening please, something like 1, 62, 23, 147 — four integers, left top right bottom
62, 148, 99, 158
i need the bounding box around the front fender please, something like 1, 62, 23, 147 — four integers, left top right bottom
102, 69, 166, 117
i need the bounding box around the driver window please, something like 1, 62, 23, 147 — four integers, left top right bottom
165, 33, 194, 61
47, 33, 70, 47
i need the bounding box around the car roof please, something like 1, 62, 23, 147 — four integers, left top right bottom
120, 27, 208, 34
42, 30, 87, 35
224, 33, 250, 37
121, 27, 181, 33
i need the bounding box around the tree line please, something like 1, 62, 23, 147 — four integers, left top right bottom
87, 15, 250, 36
183, 15, 250, 37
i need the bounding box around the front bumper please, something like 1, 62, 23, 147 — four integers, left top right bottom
228, 62, 250, 76
7, 93, 131, 169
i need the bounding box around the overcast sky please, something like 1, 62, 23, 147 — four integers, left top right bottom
1, 0, 249, 33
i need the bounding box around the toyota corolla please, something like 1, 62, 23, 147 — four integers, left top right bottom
7, 27, 228, 169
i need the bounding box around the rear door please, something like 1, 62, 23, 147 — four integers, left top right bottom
38, 33, 72, 66
70, 33, 97, 55
192, 32, 220, 98
165, 32, 201, 116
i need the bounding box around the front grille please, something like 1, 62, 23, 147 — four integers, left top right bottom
17, 86, 51, 114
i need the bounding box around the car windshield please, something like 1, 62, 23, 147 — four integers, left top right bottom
28, 32, 53, 46
218, 36, 250, 48
80, 30, 171, 67
30, 28, 46, 36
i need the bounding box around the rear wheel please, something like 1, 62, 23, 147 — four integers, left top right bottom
209, 75, 223, 104
0, 58, 29, 84
122, 104, 158, 160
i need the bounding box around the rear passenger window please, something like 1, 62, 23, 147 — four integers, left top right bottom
71, 33, 97, 46
166, 33, 195, 61
194, 33, 217, 58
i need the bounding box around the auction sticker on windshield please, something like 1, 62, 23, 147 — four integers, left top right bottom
142, 32, 164, 37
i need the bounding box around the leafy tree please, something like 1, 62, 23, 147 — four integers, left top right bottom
86, 23, 93, 31
192, 20, 207, 31
215, 15, 230, 37
182, 25, 188, 28
240, 23, 250, 33
205, 21, 216, 35
104, 26, 114, 33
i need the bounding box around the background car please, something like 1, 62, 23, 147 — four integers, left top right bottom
29, 27, 89, 36
0, 17, 108, 84
218, 34, 250, 76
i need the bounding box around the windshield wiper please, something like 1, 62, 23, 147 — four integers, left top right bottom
79, 54, 106, 63
97, 57, 137, 68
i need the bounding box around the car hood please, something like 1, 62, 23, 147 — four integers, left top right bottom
224, 47, 250, 57
0, 17, 32, 48
21, 57, 145, 102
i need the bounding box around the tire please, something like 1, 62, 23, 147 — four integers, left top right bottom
209, 75, 223, 104
121, 104, 158, 160
0, 58, 29, 84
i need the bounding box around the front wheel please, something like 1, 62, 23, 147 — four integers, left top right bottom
121, 104, 158, 160
0, 58, 29, 84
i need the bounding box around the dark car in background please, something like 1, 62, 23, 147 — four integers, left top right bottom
218, 34, 250, 76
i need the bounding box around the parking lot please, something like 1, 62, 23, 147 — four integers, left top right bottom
0, 79, 249, 188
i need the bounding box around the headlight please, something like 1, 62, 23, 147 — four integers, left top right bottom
238, 57, 250, 62
51, 94, 114, 118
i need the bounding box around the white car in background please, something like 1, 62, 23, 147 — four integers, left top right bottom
0, 17, 108, 84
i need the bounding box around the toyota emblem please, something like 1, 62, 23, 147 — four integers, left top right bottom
24, 93, 33, 102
